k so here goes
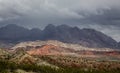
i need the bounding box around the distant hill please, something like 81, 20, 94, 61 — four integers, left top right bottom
0, 24, 119, 49
118, 42, 120, 48
0, 24, 30, 42
41, 24, 118, 48
11, 40, 120, 57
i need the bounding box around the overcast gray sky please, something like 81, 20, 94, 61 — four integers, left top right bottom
0, 0, 120, 42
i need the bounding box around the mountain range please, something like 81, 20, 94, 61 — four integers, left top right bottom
0, 24, 119, 49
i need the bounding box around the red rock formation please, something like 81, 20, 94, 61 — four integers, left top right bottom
104, 51, 120, 56
27, 45, 72, 56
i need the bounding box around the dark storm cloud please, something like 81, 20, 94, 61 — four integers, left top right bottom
0, 0, 120, 41
80, 8, 120, 26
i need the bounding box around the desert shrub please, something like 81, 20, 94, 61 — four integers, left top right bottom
0, 59, 120, 73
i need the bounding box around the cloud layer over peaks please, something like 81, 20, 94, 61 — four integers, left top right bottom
0, 0, 120, 41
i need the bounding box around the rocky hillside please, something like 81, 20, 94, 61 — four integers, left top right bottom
27, 44, 76, 56
0, 48, 9, 59
11, 40, 120, 59
0, 40, 120, 73
12, 40, 117, 51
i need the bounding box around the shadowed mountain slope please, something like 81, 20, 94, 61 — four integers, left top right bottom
0, 24, 119, 49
